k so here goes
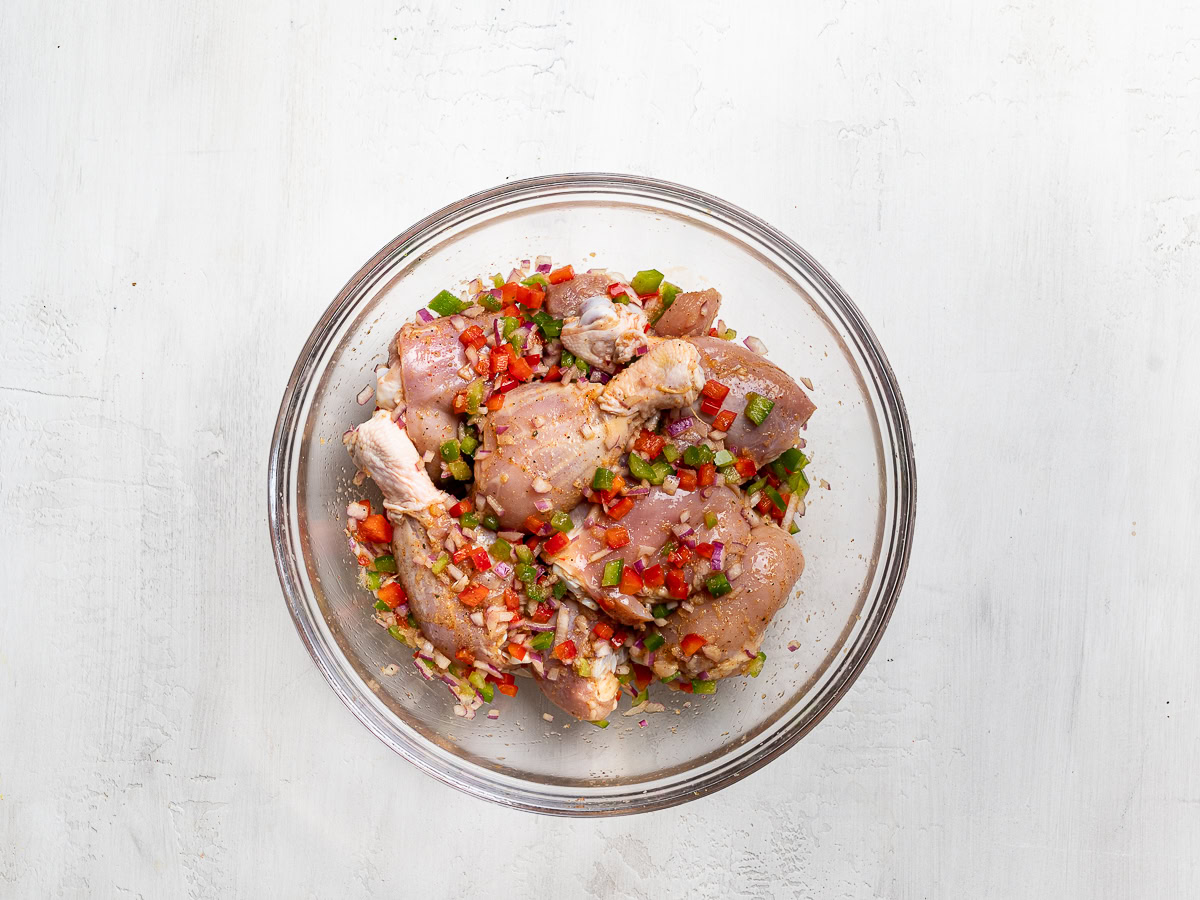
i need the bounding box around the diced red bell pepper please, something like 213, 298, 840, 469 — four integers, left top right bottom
503, 588, 519, 611
508, 355, 534, 383
497, 682, 519, 697
458, 325, 487, 350
592, 621, 614, 641
607, 497, 635, 520
632, 663, 653, 690
766, 472, 781, 488
699, 396, 723, 417
633, 430, 667, 460
667, 545, 692, 567
601, 474, 626, 502
473, 356, 490, 375
547, 265, 574, 284
734, 456, 757, 479
499, 376, 520, 393
552, 639, 577, 662
677, 469, 698, 492
455, 647, 475, 665
377, 581, 407, 609
755, 497, 774, 516
544, 531, 569, 555
499, 304, 521, 318
695, 542, 714, 560
680, 633, 708, 657
609, 629, 628, 648
666, 568, 688, 599
523, 515, 545, 535
357, 514, 393, 543
448, 499, 472, 518
701, 379, 731, 403
489, 349, 510, 377
452, 547, 471, 565
532, 602, 554, 623
607, 282, 624, 297
469, 547, 492, 572
712, 409, 736, 432
356, 499, 372, 515
642, 564, 665, 588
605, 527, 630, 549
485, 393, 504, 411
543, 364, 562, 382
458, 584, 489, 607
678, 679, 694, 693
501, 282, 534, 306
524, 289, 545, 310
619, 567, 643, 595
507, 642, 528, 661
697, 463, 716, 487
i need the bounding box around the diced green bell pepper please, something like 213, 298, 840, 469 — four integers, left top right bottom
552, 580, 568, 599
747, 651, 766, 678
631, 269, 664, 295
480, 512, 500, 532
706, 572, 732, 597
592, 467, 615, 491
744, 392, 775, 426
373, 554, 397, 574
692, 679, 717, 694
440, 440, 461, 462
713, 449, 735, 467
601, 559, 624, 587
530, 631, 554, 651
682, 444, 714, 467
661, 443, 680, 464
431, 552, 450, 575
447, 459, 472, 480
628, 452, 656, 483
643, 632, 665, 652
428, 290, 467, 317
459, 511, 479, 529
489, 537, 511, 561
550, 510, 573, 533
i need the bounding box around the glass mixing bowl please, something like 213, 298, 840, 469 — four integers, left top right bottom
268, 174, 916, 815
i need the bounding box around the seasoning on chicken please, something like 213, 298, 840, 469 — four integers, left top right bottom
650, 288, 722, 338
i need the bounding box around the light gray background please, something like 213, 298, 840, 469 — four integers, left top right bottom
2, 2, 1198, 897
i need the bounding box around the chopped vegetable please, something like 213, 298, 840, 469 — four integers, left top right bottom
705, 572, 732, 597
713, 449, 735, 467
651, 603, 670, 619
458, 324, 487, 349
711, 409, 736, 432
464, 379, 485, 414
633, 430, 667, 460
481, 512, 500, 532
680, 633, 708, 657
530, 631, 555, 651
591, 718, 609, 728
744, 391, 776, 426
357, 514, 393, 544
642, 564, 665, 588
666, 568, 688, 600
552, 580, 568, 600
459, 432, 480, 456
459, 511, 479, 529
497, 683, 519, 698
701, 379, 730, 403
764, 484, 786, 513
490, 537, 512, 561
643, 632, 665, 652
661, 443, 680, 464
372, 554, 397, 574
428, 290, 467, 317
547, 265, 575, 284
552, 639, 577, 662
440, 439, 461, 462
697, 462, 716, 487
515, 562, 537, 584
677, 469, 697, 492
631, 269, 664, 295
525, 583, 547, 603
704, 510, 718, 529
682, 444, 714, 467
790, 469, 810, 499
593, 621, 615, 640
531, 310, 563, 339
447, 459, 472, 480
747, 651, 766, 678
607, 497, 635, 520
601, 559, 625, 588
605, 527, 630, 549
377, 581, 407, 609
458, 584, 489, 607
628, 451, 656, 483
514, 544, 534, 564
365, 571, 383, 591
550, 510, 573, 534
592, 467, 615, 491
431, 552, 450, 575
387, 624, 408, 644
522, 515, 545, 535
469, 547, 491, 571
619, 567, 643, 594
692, 679, 717, 694
544, 532, 569, 554
779, 447, 808, 472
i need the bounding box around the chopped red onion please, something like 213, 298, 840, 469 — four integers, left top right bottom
700, 487, 713, 500
624, 486, 651, 497
356, 385, 375, 405
495, 424, 509, 435
671, 523, 694, 538
520, 259, 531, 269
586, 267, 606, 275
489, 287, 503, 300
346, 501, 370, 520
666, 416, 693, 437
508, 268, 524, 283
416, 308, 435, 324
524, 622, 556, 632
533, 497, 553, 513
744, 335, 769, 355
632, 558, 646, 575
697, 670, 710, 680
440, 674, 459, 688
492, 561, 513, 579
413, 660, 434, 680
682, 537, 697, 550
473, 660, 504, 678
590, 369, 612, 384
468, 278, 483, 295
449, 314, 466, 330
636, 344, 648, 356
710, 541, 724, 571
497, 530, 524, 541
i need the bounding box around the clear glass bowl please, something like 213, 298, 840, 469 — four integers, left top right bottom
268, 174, 916, 815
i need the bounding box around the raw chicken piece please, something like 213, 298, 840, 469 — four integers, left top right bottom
560, 294, 650, 370
677, 337, 816, 466
475, 340, 705, 529
376, 313, 498, 480
549, 486, 752, 626
656, 524, 804, 681
345, 409, 510, 667
534, 600, 620, 721
544, 272, 612, 320
650, 288, 721, 337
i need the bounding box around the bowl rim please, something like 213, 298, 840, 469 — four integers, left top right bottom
268, 172, 917, 816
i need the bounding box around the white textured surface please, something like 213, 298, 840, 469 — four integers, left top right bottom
3, 1, 1199, 896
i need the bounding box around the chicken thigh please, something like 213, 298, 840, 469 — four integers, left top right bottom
474, 339, 705, 529
345, 409, 510, 667
650, 288, 722, 337
549, 485, 752, 626
533, 599, 621, 722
